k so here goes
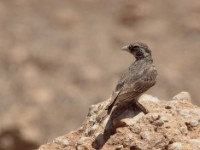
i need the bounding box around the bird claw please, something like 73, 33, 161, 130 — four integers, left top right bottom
135, 101, 149, 114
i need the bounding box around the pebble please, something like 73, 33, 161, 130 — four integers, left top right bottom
116, 144, 123, 149
159, 114, 170, 122
88, 104, 99, 116
192, 109, 200, 116
189, 139, 200, 148
174, 129, 181, 135
89, 116, 96, 124
189, 120, 199, 127
152, 113, 159, 120
172, 92, 191, 101
153, 113, 172, 126
76, 145, 87, 150
91, 124, 98, 131
53, 137, 70, 146
84, 129, 89, 136
178, 109, 191, 118
77, 137, 90, 145
168, 100, 178, 107
87, 124, 99, 136
139, 94, 160, 104
62, 139, 70, 146
140, 131, 151, 140
179, 126, 188, 135
122, 113, 144, 126
168, 142, 183, 150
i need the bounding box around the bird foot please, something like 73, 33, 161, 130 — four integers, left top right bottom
135, 101, 149, 114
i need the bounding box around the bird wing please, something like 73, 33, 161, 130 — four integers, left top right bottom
105, 70, 130, 113
116, 68, 157, 104
106, 67, 157, 112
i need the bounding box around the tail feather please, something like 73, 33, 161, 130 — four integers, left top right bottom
96, 91, 121, 122
105, 91, 120, 114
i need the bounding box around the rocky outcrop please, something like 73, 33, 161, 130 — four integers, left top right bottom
39, 92, 200, 150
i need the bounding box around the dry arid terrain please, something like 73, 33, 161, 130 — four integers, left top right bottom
39, 93, 200, 150
0, 0, 200, 149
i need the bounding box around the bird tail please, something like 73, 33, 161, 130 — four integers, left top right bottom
96, 91, 120, 122
105, 91, 120, 114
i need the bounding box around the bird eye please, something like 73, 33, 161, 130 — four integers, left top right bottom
133, 46, 140, 49
129, 45, 140, 50
129, 45, 139, 50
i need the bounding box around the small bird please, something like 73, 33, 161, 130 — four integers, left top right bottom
106, 42, 157, 115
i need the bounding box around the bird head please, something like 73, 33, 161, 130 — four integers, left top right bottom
121, 42, 152, 60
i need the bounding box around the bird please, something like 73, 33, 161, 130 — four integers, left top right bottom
106, 42, 158, 115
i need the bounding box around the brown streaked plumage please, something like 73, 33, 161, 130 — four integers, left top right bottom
106, 42, 157, 114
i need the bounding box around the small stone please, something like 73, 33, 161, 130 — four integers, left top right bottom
189, 120, 199, 127
116, 144, 123, 149
84, 129, 89, 136
178, 109, 191, 118
159, 115, 169, 122
154, 114, 170, 126
155, 120, 164, 126
77, 137, 90, 145
152, 113, 159, 120
174, 129, 181, 135
52, 137, 71, 147
76, 145, 87, 150
140, 131, 151, 140
127, 134, 133, 139
172, 92, 191, 101
88, 124, 99, 135
121, 113, 144, 126
192, 109, 200, 116
89, 116, 96, 124
168, 142, 183, 150
189, 139, 200, 148
168, 100, 179, 108
139, 94, 160, 104
91, 124, 98, 131
88, 103, 102, 116
179, 126, 188, 135
62, 139, 69, 146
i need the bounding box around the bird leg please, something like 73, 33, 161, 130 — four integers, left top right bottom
135, 101, 149, 114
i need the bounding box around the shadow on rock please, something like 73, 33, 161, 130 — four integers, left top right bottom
92, 103, 142, 149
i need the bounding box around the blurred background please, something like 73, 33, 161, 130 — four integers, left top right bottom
0, 0, 200, 149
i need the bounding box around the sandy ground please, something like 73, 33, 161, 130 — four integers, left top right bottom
0, 0, 200, 149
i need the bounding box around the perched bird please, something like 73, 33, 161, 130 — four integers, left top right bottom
106, 42, 157, 115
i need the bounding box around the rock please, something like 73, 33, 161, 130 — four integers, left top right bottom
121, 112, 144, 126
53, 137, 70, 147
189, 120, 199, 127
189, 139, 200, 148
116, 144, 123, 149
172, 91, 192, 101
77, 137, 90, 145
168, 142, 183, 150
139, 94, 160, 104
38, 93, 200, 150
178, 109, 191, 118
140, 131, 151, 140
